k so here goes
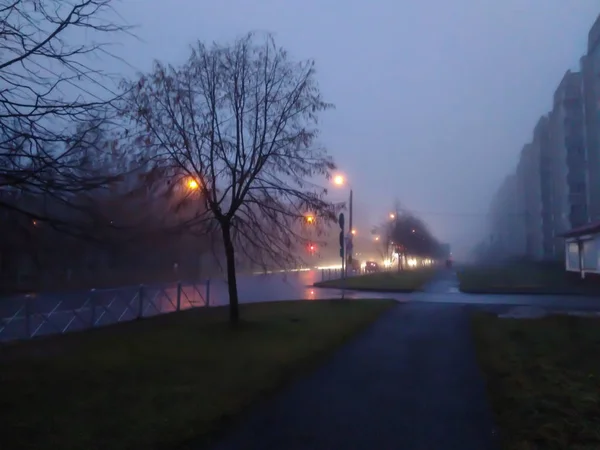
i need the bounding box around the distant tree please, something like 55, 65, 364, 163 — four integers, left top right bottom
122, 33, 337, 324
374, 206, 442, 268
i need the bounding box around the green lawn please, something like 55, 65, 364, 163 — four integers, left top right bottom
0, 300, 395, 450
472, 313, 600, 450
458, 262, 600, 295
313, 269, 436, 292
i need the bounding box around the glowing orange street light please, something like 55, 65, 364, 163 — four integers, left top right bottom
351, 229, 356, 235
306, 215, 315, 224
389, 213, 395, 220
187, 178, 199, 190
375, 236, 380, 241
333, 174, 345, 186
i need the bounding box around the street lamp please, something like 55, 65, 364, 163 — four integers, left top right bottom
333, 174, 345, 186
389, 213, 395, 220
187, 178, 199, 190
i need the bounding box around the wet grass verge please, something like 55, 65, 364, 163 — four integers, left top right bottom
472, 312, 600, 449
314, 270, 436, 292
458, 262, 600, 296
0, 299, 396, 450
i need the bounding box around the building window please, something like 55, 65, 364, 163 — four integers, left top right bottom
583, 239, 597, 270
567, 242, 579, 270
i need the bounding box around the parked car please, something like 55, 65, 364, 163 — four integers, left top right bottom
365, 261, 380, 273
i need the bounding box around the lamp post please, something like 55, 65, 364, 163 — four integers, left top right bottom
333, 174, 353, 275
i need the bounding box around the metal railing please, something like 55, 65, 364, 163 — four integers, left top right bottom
320, 268, 343, 282
0, 280, 210, 343
320, 267, 391, 282
320, 268, 368, 281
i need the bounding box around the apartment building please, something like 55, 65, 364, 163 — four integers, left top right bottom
549, 71, 588, 251
486, 14, 600, 262
488, 174, 526, 259
582, 15, 600, 222
533, 116, 555, 259
517, 143, 543, 260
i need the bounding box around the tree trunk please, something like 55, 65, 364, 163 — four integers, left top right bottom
221, 222, 239, 324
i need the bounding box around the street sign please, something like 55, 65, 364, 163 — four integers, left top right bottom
338, 212, 345, 230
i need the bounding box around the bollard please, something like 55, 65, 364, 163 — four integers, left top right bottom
24, 294, 32, 338
89, 288, 96, 328
205, 279, 211, 307
137, 284, 144, 319
176, 282, 182, 311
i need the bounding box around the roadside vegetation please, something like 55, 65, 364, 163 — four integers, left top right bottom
458, 261, 600, 295
472, 312, 600, 449
0, 300, 394, 450
314, 269, 436, 292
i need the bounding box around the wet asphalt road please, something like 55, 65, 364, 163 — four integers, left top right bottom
0, 271, 398, 341
0, 270, 391, 317
3, 268, 600, 318
3, 269, 600, 342
3, 270, 599, 448
202, 270, 599, 450
208, 302, 499, 450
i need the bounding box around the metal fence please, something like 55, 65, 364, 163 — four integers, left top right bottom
0, 280, 210, 343
320, 267, 392, 282
320, 268, 343, 282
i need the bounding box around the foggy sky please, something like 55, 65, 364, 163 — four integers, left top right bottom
115, 0, 599, 258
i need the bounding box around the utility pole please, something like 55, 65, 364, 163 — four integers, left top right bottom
339, 212, 346, 298
348, 189, 353, 273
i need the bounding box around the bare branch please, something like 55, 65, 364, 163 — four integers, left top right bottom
122, 32, 336, 322
0, 0, 132, 229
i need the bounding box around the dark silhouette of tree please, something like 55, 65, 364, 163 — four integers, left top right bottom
121, 33, 336, 324
374, 206, 443, 266
0, 0, 131, 229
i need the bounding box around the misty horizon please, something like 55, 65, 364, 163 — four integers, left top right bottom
108, 0, 599, 259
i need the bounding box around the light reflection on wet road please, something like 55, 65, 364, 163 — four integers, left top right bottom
205, 270, 403, 306
2, 269, 600, 342
0, 270, 406, 341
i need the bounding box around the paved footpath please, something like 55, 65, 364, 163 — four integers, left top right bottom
208, 302, 499, 450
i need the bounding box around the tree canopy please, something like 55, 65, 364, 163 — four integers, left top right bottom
121, 33, 337, 322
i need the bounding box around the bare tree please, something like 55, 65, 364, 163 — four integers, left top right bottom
0, 0, 131, 228
373, 204, 443, 271
122, 33, 337, 323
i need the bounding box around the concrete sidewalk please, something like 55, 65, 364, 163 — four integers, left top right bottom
208, 302, 499, 450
